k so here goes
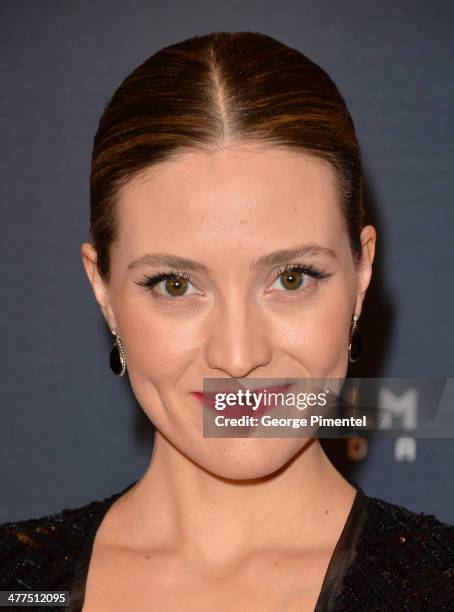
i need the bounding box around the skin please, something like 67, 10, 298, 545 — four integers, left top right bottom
80, 142, 376, 603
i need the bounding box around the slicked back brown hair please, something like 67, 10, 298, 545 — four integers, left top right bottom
89, 31, 364, 282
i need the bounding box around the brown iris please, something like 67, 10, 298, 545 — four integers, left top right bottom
165, 275, 189, 296
279, 269, 304, 291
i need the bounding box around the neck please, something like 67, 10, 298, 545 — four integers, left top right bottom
107, 434, 356, 568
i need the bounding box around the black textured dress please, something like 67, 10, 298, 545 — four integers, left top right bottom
1, 481, 454, 611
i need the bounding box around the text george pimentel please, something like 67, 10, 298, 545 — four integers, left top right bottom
211, 390, 367, 428
213, 415, 367, 428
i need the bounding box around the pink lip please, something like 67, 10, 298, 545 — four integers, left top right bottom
191, 383, 292, 418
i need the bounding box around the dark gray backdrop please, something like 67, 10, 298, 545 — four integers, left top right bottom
1, 1, 453, 523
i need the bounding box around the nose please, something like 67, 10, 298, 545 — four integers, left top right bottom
204, 297, 272, 378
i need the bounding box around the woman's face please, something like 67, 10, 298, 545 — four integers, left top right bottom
82, 143, 375, 479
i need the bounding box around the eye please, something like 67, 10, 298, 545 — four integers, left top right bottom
269, 263, 331, 292
135, 271, 198, 298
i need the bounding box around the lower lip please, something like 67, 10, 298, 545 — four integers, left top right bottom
191, 383, 293, 418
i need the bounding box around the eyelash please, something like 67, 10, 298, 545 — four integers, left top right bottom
135, 264, 331, 300
276, 263, 331, 282
136, 270, 194, 295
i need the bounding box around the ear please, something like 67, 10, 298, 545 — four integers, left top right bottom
354, 225, 376, 317
80, 242, 118, 331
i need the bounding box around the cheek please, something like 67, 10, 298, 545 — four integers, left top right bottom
113, 296, 200, 382
287, 283, 353, 373
317, 285, 353, 372
112, 299, 200, 426
319, 297, 351, 345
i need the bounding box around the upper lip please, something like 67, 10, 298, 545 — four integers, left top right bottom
194, 382, 292, 394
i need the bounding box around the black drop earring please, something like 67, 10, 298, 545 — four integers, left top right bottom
109, 329, 127, 377
348, 314, 362, 363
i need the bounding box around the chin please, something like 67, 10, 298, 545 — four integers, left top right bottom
188, 437, 310, 481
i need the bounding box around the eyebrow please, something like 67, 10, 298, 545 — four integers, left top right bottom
127, 244, 337, 273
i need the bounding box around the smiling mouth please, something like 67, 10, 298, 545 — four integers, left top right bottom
191, 382, 293, 416
192, 381, 293, 395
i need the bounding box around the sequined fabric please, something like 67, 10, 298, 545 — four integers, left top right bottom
1, 482, 453, 611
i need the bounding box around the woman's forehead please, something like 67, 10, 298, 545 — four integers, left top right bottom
110, 146, 351, 274
116, 145, 343, 228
